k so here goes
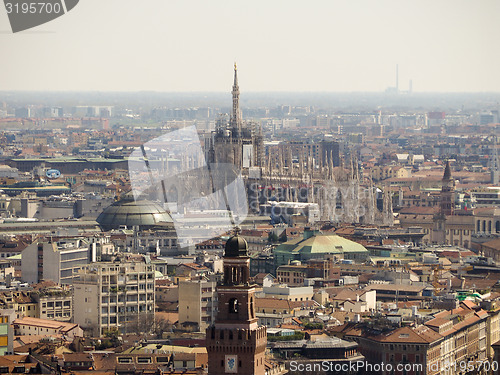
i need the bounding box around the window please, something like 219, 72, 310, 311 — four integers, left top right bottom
229, 298, 239, 314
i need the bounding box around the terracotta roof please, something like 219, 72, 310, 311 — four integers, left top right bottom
399, 206, 438, 215
256, 298, 292, 310
13, 317, 80, 333
461, 300, 477, 310
481, 238, 500, 251
347, 325, 442, 344
178, 263, 209, 271
329, 287, 366, 302
425, 317, 450, 328
63, 353, 93, 362
0, 355, 39, 373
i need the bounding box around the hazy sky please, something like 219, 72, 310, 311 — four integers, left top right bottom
1, 0, 499, 92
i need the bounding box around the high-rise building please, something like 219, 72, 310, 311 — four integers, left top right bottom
73, 261, 155, 337
206, 229, 267, 374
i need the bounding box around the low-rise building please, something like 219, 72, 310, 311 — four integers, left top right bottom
13, 317, 83, 340
32, 286, 72, 322
261, 285, 314, 302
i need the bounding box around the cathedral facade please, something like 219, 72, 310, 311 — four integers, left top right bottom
208, 65, 391, 226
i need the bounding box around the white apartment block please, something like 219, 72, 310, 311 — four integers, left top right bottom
73, 262, 155, 337
21, 239, 90, 285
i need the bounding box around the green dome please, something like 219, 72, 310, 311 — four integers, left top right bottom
274, 232, 369, 267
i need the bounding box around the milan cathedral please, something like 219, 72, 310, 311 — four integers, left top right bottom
206, 64, 393, 226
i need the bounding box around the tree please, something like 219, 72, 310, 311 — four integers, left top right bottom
268, 232, 278, 243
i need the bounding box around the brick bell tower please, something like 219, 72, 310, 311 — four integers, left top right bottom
440, 160, 455, 216
206, 228, 267, 374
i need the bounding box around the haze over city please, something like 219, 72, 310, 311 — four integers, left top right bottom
1, 0, 500, 92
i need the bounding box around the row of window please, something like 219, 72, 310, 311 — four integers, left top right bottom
101, 294, 154, 304
43, 312, 70, 319
42, 301, 71, 308
117, 356, 169, 364
388, 344, 420, 351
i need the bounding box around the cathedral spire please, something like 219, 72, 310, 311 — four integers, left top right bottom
231, 62, 242, 135
233, 62, 238, 87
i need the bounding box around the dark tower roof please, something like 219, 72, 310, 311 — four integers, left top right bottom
443, 160, 452, 181
224, 227, 248, 258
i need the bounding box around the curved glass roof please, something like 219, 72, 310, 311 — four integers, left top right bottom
97, 198, 173, 231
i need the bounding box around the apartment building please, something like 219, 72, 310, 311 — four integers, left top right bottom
276, 264, 308, 286
276, 259, 340, 286
178, 276, 217, 331
73, 261, 155, 337
341, 301, 489, 375
21, 238, 91, 284
0, 310, 15, 355
32, 287, 72, 322
125, 230, 178, 255
425, 303, 488, 375
0, 291, 38, 319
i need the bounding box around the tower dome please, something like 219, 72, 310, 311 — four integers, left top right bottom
224, 228, 248, 258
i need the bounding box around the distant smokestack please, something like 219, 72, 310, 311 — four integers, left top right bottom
409, 79, 413, 94
396, 64, 399, 92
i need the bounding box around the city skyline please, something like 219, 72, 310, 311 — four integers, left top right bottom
0, 0, 500, 92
